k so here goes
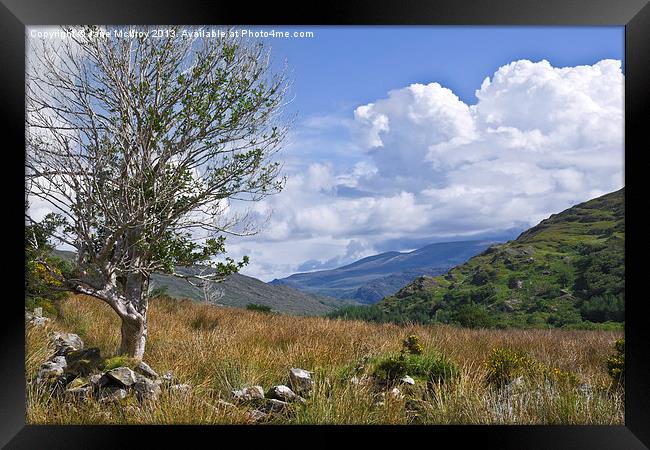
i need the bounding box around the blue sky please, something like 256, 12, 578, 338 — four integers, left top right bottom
266, 26, 623, 113
221, 26, 625, 281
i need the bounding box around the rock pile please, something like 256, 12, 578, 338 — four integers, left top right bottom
230, 368, 311, 422
34, 330, 189, 404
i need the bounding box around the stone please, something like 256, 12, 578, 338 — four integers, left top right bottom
169, 383, 192, 395
260, 398, 289, 414
288, 368, 313, 395
244, 409, 269, 423
67, 377, 90, 390
267, 385, 299, 403
215, 399, 237, 410
30, 317, 51, 327
156, 370, 180, 387
98, 387, 128, 403
516, 280, 524, 289
36, 359, 66, 384
232, 385, 264, 402
400, 376, 415, 385
104, 367, 137, 387
386, 387, 404, 400
134, 361, 158, 379
133, 377, 161, 402
33, 307, 43, 318
51, 332, 84, 356
88, 373, 103, 387
66, 348, 101, 364
66, 385, 93, 401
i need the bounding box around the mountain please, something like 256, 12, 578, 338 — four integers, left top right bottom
51, 250, 355, 316
149, 270, 358, 316
270, 240, 497, 303
329, 189, 625, 329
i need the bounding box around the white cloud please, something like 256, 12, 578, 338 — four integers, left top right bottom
228, 59, 623, 281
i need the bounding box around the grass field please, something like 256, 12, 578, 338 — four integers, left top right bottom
26, 294, 624, 425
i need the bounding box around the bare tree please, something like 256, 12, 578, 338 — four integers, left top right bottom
26, 26, 289, 358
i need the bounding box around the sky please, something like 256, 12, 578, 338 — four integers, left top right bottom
219, 26, 625, 281
27, 26, 625, 282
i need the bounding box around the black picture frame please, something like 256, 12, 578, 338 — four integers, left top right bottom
1, 0, 648, 448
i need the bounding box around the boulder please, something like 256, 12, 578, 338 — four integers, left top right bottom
400, 376, 415, 386
133, 377, 161, 402
103, 367, 137, 387
66, 377, 90, 390
288, 368, 313, 396
33, 307, 43, 318
232, 385, 264, 402
51, 332, 84, 356
36, 359, 66, 384
134, 361, 158, 379
88, 373, 103, 387
267, 385, 299, 403
244, 409, 269, 423
66, 385, 93, 401
98, 387, 128, 403
260, 398, 288, 414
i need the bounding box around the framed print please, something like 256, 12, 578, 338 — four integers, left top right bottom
1, 0, 649, 447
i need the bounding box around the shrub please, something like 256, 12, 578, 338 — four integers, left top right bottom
485, 347, 579, 388
402, 335, 424, 355
246, 303, 272, 313
580, 295, 624, 322
25, 296, 58, 318
372, 351, 458, 386
606, 338, 625, 386
454, 304, 495, 328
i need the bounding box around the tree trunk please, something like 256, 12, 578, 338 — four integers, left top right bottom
119, 315, 146, 359
119, 273, 149, 359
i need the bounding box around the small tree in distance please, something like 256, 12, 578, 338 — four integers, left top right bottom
26, 26, 290, 358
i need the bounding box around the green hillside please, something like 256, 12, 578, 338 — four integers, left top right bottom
330, 188, 624, 329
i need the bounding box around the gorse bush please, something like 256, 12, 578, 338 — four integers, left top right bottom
606, 338, 624, 386
371, 352, 459, 387
371, 336, 458, 386
485, 347, 579, 388
402, 335, 424, 355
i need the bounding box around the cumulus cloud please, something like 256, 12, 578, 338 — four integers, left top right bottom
227, 59, 623, 280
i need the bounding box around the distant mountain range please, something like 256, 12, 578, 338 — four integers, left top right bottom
269, 240, 497, 303
329, 188, 625, 329
52, 250, 358, 316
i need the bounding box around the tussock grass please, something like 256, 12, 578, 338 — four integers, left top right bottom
26, 294, 624, 424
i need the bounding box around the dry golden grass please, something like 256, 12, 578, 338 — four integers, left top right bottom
26, 294, 624, 425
